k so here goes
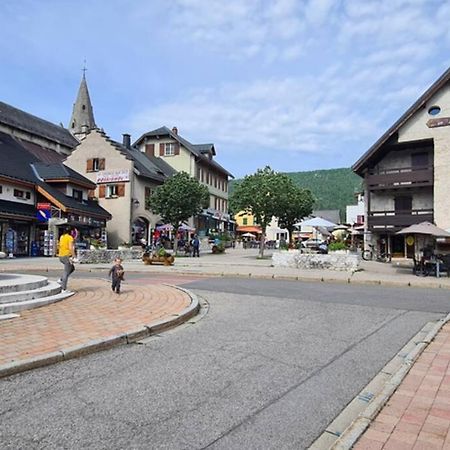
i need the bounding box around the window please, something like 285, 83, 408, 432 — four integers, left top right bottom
0, 185, 2, 194
25, 192, 31, 200
106, 185, 118, 198
13, 189, 24, 198
164, 143, 176, 156
145, 186, 153, 210
428, 105, 441, 116
86, 158, 105, 172
73, 189, 83, 201
243, 218, 248, 225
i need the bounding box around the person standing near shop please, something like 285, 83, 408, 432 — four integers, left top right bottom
58, 226, 76, 292
191, 234, 200, 257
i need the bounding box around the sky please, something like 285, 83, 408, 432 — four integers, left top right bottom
1, 0, 450, 178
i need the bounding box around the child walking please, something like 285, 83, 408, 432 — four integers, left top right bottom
109, 257, 125, 294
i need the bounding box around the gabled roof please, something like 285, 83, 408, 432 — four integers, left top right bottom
133, 126, 234, 178
0, 101, 78, 148
353, 66, 450, 175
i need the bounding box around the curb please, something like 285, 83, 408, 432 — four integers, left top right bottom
0, 285, 200, 379
311, 312, 450, 450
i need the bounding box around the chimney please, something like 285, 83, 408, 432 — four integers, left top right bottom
122, 133, 131, 149
172, 126, 178, 135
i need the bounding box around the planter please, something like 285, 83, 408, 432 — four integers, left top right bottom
142, 252, 175, 266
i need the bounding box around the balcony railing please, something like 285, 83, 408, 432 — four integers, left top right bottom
367, 166, 433, 191
368, 208, 434, 229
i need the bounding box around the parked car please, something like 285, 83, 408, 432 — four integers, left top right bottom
301, 239, 324, 250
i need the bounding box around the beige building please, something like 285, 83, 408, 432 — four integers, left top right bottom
133, 126, 234, 236
353, 66, 450, 258
65, 129, 175, 248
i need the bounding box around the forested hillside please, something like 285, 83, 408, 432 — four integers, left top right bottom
230, 168, 362, 221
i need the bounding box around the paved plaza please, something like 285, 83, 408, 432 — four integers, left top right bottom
1, 249, 450, 448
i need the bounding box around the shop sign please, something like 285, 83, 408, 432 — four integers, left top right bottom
96, 169, 130, 184
37, 202, 52, 210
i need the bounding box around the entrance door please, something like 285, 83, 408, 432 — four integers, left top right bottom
395, 196, 412, 214
392, 234, 405, 258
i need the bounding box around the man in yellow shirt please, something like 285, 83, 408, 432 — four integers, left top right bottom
58, 226, 76, 291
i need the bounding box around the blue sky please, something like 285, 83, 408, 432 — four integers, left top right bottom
1, 0, 450, 178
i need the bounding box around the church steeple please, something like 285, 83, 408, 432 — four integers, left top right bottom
69, 71, 96, 136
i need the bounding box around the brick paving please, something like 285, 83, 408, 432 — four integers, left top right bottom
354, 322, 450, 450
0, 278, 191, 366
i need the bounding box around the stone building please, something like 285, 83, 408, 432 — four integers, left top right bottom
353, 66, 450, 258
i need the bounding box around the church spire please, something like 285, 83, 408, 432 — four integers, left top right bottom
69, 69, 96, 136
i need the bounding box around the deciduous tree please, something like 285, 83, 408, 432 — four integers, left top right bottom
147, 172, 209, 253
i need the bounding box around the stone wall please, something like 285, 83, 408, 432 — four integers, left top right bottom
272, 250, 360, 272
78, 249, 143, 264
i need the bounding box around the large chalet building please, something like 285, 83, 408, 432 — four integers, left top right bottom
353, 66, 450, 258
133, 126, 234, 236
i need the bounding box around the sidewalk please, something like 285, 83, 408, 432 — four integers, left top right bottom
0, 277, 197, 378
354, 322, 450, 449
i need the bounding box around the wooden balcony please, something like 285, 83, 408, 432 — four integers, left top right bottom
368, 209, 434, 230
367, 166, 433, 191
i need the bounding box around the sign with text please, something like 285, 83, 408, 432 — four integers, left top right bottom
36, 202, 51, 210
426, 117, 450, 128
96, 169, 130, 184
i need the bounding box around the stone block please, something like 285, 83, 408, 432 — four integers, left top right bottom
272, 250, 360, 272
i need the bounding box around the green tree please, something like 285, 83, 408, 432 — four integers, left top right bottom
147, 172, 209, 253
275, 175, 314, 245
230, 166, 285, 258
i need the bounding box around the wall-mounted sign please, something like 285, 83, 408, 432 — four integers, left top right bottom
426, 117, 450, 128
96, 169, 130, 184
37, 209, 51, 222
37, 202, 52, 210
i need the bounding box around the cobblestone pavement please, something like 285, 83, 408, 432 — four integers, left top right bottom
354, 322, 450, 450
0, 278, 191, 366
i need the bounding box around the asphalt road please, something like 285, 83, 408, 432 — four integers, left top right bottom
0, 277, 448, 449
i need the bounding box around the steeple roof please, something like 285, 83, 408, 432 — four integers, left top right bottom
69, 74, 96, 135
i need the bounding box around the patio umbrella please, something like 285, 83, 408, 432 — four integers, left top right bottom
156, 224, 173, 231
178, 223, 195, 231
294, 217, 337, 228
396, 222, 450, 237
242, 232, 256, 238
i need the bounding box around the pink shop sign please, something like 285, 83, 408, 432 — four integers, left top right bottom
96, 169, 130, 183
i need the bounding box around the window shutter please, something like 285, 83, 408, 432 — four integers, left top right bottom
98, 185, 106, 198
159, 143, 165, 156
86, 159, 93, 172
117, 183, 125, 197
145, 144, 155, 157
99, 158, 106, 170
174, 143, 180, 155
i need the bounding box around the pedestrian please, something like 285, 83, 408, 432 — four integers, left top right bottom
58, 226, 76, 292
191, 234, 200, 257
109, 257, 125, 294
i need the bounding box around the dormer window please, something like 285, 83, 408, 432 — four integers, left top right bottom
164, 143, 176, 156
